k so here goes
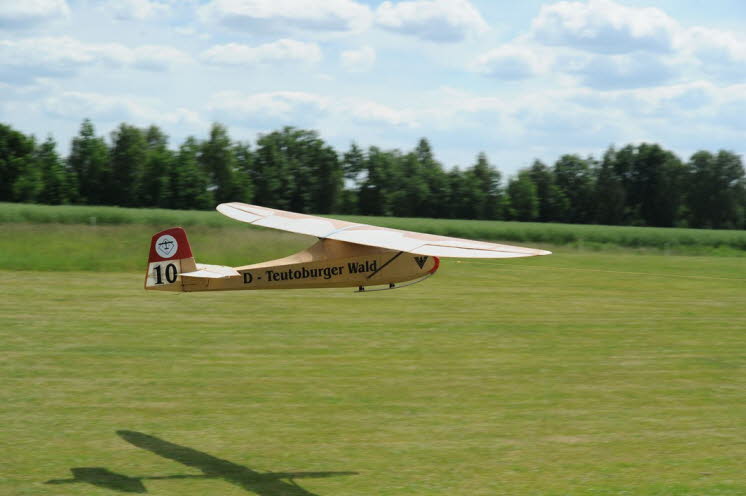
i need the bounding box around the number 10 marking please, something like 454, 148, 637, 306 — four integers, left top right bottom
154, 263, 178, 284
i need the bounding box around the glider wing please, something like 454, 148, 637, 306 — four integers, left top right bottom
217, 202, 550, 259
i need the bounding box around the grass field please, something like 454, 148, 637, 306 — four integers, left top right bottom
3, 208, 746, 495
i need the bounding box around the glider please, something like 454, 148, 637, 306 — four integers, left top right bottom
145, 202, 550, 293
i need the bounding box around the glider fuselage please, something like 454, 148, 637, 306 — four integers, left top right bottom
147, 237, 439, 292
186, 250, 437, 291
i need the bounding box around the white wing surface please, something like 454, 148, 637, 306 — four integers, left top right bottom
217, 202, 551, 258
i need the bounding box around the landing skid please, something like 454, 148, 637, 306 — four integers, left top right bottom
355, 272, 435, 293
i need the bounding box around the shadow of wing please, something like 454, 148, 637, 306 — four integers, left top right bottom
117, 430, 252, 478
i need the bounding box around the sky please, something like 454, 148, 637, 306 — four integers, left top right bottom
1, 0, 745, 174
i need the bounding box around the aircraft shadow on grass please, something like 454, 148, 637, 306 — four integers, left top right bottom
45, 430, 357, 495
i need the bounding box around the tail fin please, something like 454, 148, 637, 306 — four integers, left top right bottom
144, 227, 197, 291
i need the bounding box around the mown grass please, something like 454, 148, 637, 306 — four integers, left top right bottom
2, 251, 746, 495
3, 202, 746, 254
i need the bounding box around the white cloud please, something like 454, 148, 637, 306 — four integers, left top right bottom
345, 99, 418, 127
375, 0, 488, 42
419, 86, 623, 155
531, 0, 678, 54
41, 90, 205, 127
472, 43, 549, 80
712, 90, 746, 129
686, 27, 746, 62
340, 46, 375, 72
198, 0, 372, 34
0, 0, 70, 29
591, 82, 746, 122
201, 39, 322, 66
43, 91, 140, 121
132, 45, 192, 70
567, 52, 677, 90
521, 0, 746, 88
104, 0, 170, 21
431, 83, 738, 149
4, 0, 745, 173
0, 37, 121, 82
0, 37, 191, 83
682, 27, 746, 81
174, 26, 211, 40
208, 90, 330, 126
207, 90, 418, 129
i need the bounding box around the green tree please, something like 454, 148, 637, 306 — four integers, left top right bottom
553, 154, 595, 223
634, 143, 685, 227
528, 159, 568, 222
392, 152, 429, 217
506, 170, 539, 221
171, 136, 213, 210
594, 147, 626, 225
252, 133, 292, 209
359, 139, 449, 218
109, 123, 147, 206
12, 136, 43, 203
446, 167, 470, 219
310, 141, 342, 213
342, 142, 366, 183
252, 127, 341, 213
200, 123, 238, 204
358, 147, 403, 216
140, 125, 174, 208
686, 150, 745, 228
36, 136, 71, 204
465, 153, 503, 219
232, 141, 254, 204
67, 119, 110, 205
609, 144, 637, 222
339, 143, 366, 214
414, 138, 450, 218
0, 123, 37, 202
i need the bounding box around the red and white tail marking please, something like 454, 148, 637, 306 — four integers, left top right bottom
145, 227, 196, 290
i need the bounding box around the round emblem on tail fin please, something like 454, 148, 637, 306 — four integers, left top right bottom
155, 234, 178, 259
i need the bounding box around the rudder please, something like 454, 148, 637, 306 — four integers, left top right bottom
144, 227, 197, 291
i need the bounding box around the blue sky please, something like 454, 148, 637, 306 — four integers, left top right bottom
1, 0, 744, 174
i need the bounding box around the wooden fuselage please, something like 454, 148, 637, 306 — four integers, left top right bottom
149, 239, 439, 292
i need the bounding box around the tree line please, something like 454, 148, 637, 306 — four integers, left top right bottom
1, 119, 744, 229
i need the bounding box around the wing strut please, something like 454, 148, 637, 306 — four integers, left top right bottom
367, 251, 403, 279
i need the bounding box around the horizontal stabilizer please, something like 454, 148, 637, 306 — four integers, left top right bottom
181, 264, 241, 279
